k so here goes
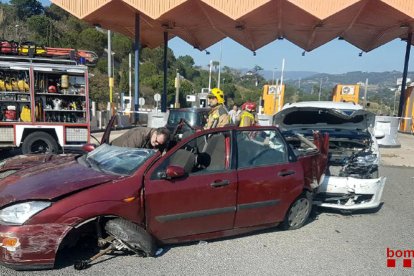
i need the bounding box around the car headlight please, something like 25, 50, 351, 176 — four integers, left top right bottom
355, 154, 378, 165
0, 201, 51, 225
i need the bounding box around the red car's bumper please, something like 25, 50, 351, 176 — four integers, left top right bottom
0, 223, 72, 270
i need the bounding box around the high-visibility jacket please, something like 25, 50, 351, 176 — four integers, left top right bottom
239, 110, 255, 127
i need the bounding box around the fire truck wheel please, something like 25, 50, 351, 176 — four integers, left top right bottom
22, 132, 59, 154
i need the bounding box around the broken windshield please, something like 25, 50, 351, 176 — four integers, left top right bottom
79, 144, 157, 175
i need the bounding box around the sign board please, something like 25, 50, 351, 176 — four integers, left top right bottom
186, 95, 196, 102
201, 88, 210, 94
341, 86, 355, 95
154, 93, 161, 102
138, 97, 145, 106
268, 85, 281, 95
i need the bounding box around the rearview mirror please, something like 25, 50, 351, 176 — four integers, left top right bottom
82, 143, 97, 152
165, 165, 186, 179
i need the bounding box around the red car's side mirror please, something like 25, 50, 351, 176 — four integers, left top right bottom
82, 143, 97, 152
165, 165, 186, 179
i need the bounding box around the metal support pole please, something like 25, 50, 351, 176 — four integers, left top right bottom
162, 31, 168, 112
128, 53, 132, 101
108, 30, 113, 103
175, 71, 180, 108
134, 14, 140, 122
318, 78, 322, 101
398, 32, 412, 117
363, 78, 368, 109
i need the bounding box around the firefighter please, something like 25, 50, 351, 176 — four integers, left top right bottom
204, 88, 230, 129
239, 101, 257, 127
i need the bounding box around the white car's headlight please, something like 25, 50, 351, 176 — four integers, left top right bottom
355, 154, 378, 165
0, 201, 51, 225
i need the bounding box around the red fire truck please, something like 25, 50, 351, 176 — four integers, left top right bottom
0, 55, 91, 153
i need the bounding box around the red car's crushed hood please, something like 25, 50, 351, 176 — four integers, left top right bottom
0, 153, 76, 172
0, 155, 121, 207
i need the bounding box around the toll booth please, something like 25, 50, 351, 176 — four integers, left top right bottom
399, 85, 414, 133
261, 84, 285, 115
186, 92, 209, 108
331, 84, 360, 104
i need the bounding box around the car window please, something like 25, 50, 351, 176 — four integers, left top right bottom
152, 131, 231, 179
237, 130, 287, 169
79, 144, 157, 175
198, 112, 208, 126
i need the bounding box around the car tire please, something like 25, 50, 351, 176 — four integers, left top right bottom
21, 132, 59, 154
281, 192, 312, 230
105, 218, 157, 257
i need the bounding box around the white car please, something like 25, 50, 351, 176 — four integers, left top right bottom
274, 101, 386, 211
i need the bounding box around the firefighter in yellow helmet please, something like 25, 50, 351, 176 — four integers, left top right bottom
239, 101, 257, 127
204, 88, 230, 129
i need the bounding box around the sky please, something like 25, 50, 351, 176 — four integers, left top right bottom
169, 37, 413, 74
26, 0, 414, 74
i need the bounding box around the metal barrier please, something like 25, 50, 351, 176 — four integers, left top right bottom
257, 114, 274, 126
374, 116, 401, 148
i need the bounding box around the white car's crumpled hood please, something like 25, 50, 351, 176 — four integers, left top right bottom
273, 106, 376, 132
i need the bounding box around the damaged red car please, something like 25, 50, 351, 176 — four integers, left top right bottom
0, 125, 328, 270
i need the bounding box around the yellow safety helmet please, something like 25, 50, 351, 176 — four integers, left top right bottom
208, 88, 225, 104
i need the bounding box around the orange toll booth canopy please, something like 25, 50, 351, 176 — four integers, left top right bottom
51, 0, 414, 52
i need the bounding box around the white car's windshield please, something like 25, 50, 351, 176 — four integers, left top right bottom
81, 144, 157, 175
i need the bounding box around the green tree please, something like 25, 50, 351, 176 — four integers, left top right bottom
112, 33, 132, 61
89, 69, 110, 107
10, 0, 43, 20
26, 15, 50, 45
77, 28, 106, 56
45, 4, 69, 21
141, 47, 175, 72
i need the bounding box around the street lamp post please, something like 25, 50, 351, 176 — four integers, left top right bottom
218, 42, 222, 89
104, 47, 115, 104
208, 60, 213, 91
272, 68, 277, 85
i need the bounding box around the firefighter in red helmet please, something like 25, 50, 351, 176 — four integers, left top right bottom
239, 101, 257, 127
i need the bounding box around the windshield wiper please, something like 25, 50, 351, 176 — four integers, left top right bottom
86, 156, 104, 173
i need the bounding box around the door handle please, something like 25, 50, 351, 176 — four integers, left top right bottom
210, 180, 230, 188
278, 170, 296, 177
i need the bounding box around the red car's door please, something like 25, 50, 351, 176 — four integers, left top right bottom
145, 131, 237, 240
234, 129, 304, 228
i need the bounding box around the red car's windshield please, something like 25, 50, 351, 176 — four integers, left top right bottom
79, 144, 157, 175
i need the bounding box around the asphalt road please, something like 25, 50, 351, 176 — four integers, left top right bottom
0, 165, 413, 276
